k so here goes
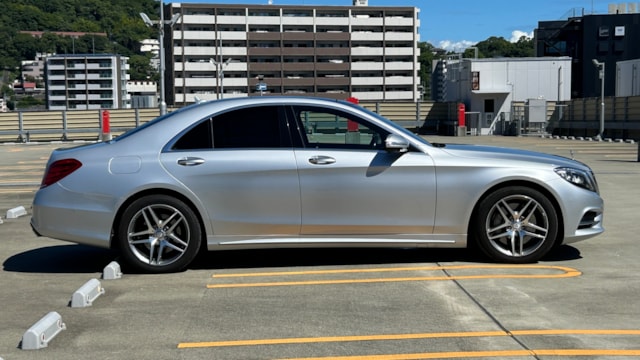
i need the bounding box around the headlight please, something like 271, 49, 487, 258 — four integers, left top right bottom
554, 167, 599, 193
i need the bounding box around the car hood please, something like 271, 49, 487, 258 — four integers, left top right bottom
432, 143, 589, 170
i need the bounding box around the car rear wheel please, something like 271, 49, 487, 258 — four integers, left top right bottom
118, 195, 201, 273
474, 186, 558, 263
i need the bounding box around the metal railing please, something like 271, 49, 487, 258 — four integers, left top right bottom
0, 101, 457, 143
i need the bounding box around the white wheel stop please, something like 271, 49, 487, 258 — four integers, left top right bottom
70, 278, 105, 308
21, 311, 66, 350
102, 261, 122, 280
6, 206, 27, 219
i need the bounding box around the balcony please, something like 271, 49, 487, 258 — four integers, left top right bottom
350, 17, 383, 26
352, 77, 383, 86
351, 91, 384, 100
385, 47, 415, 56
183, 77, 218, 87
351, 32, 383, 41
385, 32, 415, 41
216, 15, 247, 25
247, 16, 281, 25
183, 47, 215, 56
351, 47, 384, 56
180, 30, 216, 40
385, 76, 414, 85
384, 17, 414, 27
385, 62, 414, 71
282, 17, 314, 25
181, 14, 216, 24
352, 62, 383, 71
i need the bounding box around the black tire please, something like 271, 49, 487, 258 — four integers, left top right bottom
117, 195, 201, 273
474, 186, 558, 263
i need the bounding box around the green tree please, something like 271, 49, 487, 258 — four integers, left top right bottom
418, 42, 436, 99
475, 36, 512, 58
473, 36, 534, 58
129, 54, 157, 81
512, 36, 535, 57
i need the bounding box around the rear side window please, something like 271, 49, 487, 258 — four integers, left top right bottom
212, 106, 287, 148
171, 105, 291, 150
172, 120, 212, 150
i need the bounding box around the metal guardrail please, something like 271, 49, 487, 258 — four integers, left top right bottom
0, 102, 455, 143
7, 98, 637, 143
0, 108, 160, 142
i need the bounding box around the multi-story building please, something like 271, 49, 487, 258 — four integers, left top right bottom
45, 54, 131, 110
165, 1, 420, 105
535, 6, 640, 98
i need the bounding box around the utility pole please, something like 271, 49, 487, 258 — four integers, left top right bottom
140, 2, 181, 115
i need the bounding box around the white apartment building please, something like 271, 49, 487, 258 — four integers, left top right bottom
45, 54, 131, 110
166, 1, 420, 105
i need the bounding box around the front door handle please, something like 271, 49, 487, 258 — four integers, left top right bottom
177, 157, 205, 166
308, 155, 336, 165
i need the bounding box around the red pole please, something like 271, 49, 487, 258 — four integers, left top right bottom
346, 97, 359, 132
101, 110, 111, 141
458, 103, 465, 127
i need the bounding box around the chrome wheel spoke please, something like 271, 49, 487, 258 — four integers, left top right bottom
525, 221, 548, 234
510, 230, 519, 255
148, 241, 160, 264
496, 200, 515, 221
167, 233, 188, 249
523, 230, 546, 240
163, 237, 187, 253
488, 230, 511, 241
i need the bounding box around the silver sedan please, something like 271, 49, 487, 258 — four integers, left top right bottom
31, 97, 604, 273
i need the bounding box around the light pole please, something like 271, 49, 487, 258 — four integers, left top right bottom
592, 59, 605, 139
209, 58, 233, 100
140, 2, 181, 115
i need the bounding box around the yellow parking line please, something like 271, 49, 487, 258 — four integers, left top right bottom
207, 265, 580, 289
177, 329, 640, 349
213, 265, 578, 278
277, 349, 640, 360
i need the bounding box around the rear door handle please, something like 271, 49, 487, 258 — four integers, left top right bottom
308, 155, 336, 165
177, 157, 205, 166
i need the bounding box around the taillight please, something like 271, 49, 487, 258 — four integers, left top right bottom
41, 159, 82, 188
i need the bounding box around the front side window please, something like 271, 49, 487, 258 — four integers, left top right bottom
291, 106, 388, 150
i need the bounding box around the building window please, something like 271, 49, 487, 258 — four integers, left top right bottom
599, 26, 609, 37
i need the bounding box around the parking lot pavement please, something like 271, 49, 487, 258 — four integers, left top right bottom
0, 136, 639, 359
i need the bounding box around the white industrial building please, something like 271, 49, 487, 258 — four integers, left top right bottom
165, 0, 421, 105
434, 57, 572, 134
616, 58, 640, 96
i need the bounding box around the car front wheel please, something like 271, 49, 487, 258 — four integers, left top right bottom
474, 186, 558, 263
117, 195, 201, 273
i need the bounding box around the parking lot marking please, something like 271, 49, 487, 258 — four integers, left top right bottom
276, 349, 640, 359
177, 329, 640, 349
207, 265, 581, 289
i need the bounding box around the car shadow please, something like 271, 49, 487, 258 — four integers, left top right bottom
190, 247, 478, 270
2, 244, 582, 274
542, 245, 583, 262
3, 245, 118, 274
190, 244, 582, 270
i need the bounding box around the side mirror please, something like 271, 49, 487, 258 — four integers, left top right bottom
385, 134, 409, 153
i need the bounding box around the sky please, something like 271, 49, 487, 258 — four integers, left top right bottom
177, 0, 618, 51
